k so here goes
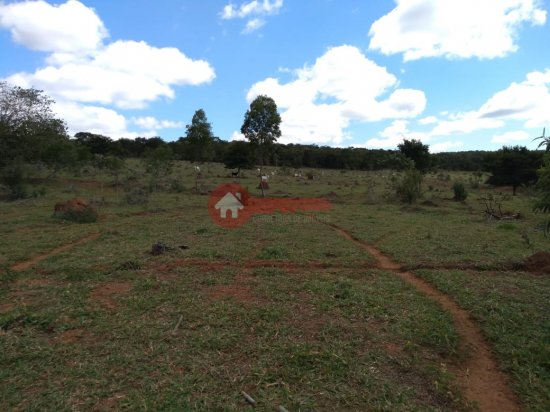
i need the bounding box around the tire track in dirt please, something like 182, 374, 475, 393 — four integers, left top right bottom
324, 222, 520, 412
10, 233, 101, 272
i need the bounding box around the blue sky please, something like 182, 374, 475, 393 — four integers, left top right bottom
1, 0, 549, 152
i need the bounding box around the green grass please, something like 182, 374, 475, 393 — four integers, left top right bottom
1, 160, 549, 410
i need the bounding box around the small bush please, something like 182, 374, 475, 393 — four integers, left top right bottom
124, 187, 149, 205
53, 207, 98, 223
396, 169, 423, 204
258, 246, 288, 259
1, 161, 27, 199
452, 181, 468, 201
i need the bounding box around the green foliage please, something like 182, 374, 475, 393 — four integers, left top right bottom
258, 246, 288, 259
241, 95, 281, 166
53, 207, 98, 223
124, 186, 149, 205
223, 140, 254, 171
144, 145, 173, 178
186, 109, 214, 163
485, 146, 543, 195
452, 181, 468, 201
397, 139, 435, 173
533, 154, 550, 213
1, 159, 27, 199
74, 132, 113, 156
396, 168, 423, 204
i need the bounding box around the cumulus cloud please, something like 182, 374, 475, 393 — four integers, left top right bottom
229, 131, 246, 141
221, 0, 283, 33
478, 69, 550, 128
0, 0, 215, 137
54, 101, 134, 138
0, 0, 107, 53
427, 69, 550, 137
430, 141, 464, 153
132, 116, 184, 130
364, 120, 430, 149
6, 40, 215, 109
363, 69, 550, 150
246, 45, 426, 145
491, 130, 531, 143
369, 0, 547, 60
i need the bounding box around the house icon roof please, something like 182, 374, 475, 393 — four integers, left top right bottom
214, 192, 244, 219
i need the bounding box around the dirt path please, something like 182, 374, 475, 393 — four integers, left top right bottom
325, 223, 520, 412
10, 233, 101, 272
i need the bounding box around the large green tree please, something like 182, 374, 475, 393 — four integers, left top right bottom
241, 95, 281, 196
0, 82, 70, 197
186, 109, 214, 163
397, 139, 434, 173
0, 82, 68, 168
485, 146, 542, 195
241, 95, 281, 167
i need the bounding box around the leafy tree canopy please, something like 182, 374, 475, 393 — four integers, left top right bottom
397, 139, 435, 173
0, 81, 68, 168
186, 109, 214, 163
534, 154, 550, 213
485, 145, 543, 195
224, 141, 254, 171
241, 95, 281, 166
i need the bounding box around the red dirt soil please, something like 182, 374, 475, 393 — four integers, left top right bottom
523, 251, 550, 274
90, 282, 132, 310
10, 233, 101, 271
206, 272, 261, 305
326, 223, 520, 412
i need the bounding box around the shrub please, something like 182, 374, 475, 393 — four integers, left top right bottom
53, 206, 98, 223
396, 169, 423, 204
452, 181, 468, 201
1, 160, 27, 199
124, 187, 149, 205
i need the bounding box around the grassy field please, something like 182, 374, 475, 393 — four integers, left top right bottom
0, 161, 549, 411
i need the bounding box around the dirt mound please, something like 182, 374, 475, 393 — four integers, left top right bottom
54, 197, 89, 213
523, 252, 550, 274
53, 198, 98, 222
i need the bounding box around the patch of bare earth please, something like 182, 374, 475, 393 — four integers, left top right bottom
90, 282, 132, 310
91, 393, 127, 412
10, 233, 101, 271
523, 251, 550, 274
326, 223, 521, 412
0, 303, 14, 313
53, 327, 93, 344
206, 272, 263, 305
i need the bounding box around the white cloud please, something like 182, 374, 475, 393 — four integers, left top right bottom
54, 101, 134, 138
132, 116, 183, 130
364, 120, 430, 149
221, 0, 283, 33
230, 131, 246, 141
1, 0, 215, 136
0, 0, 107, 53
6, 40, 216, 109
491, 130, 531, 143
478, 69, 550, 128
369, 0, 547, 61
430, 141, 464, 153
418, 115, 437, 125
427, 69, 550, 137
246, 45, 426, 145
243, 18, 265, 33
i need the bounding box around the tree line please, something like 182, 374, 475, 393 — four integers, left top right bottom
0, 82, 548, 206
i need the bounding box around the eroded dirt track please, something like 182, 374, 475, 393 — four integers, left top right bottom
10, 233, 101, 271
326, 223, 520, 412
